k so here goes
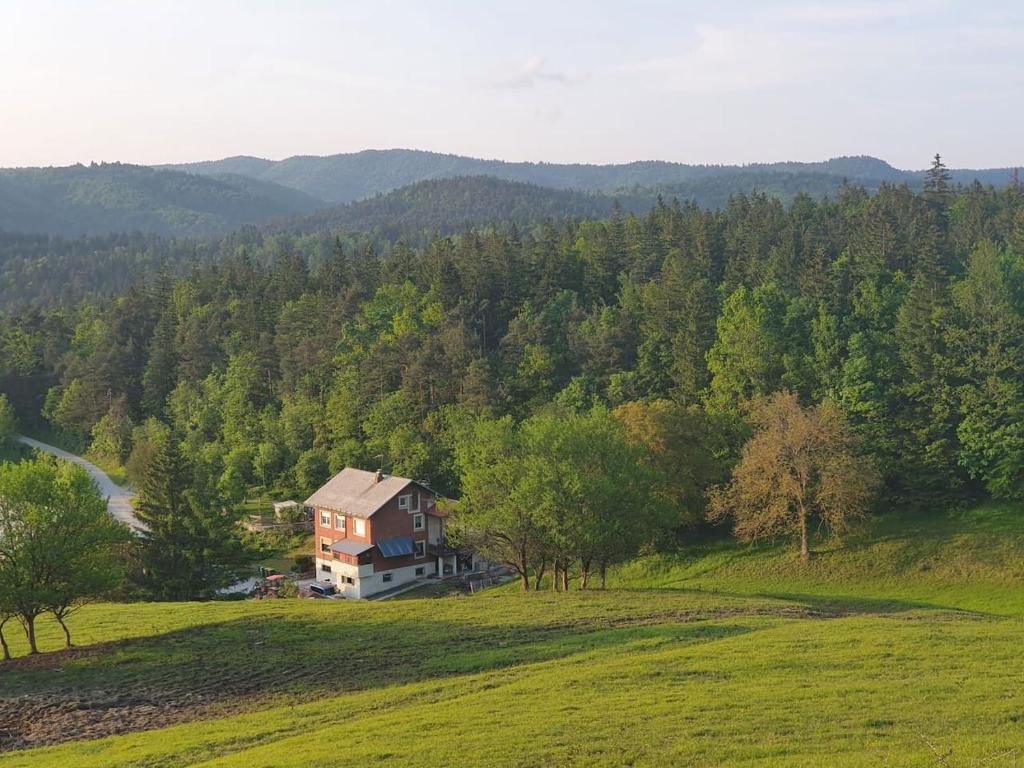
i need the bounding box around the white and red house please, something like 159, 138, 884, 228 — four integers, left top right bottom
306, 467, 465, 599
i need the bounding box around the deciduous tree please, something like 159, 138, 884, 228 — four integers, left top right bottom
709, 391, 879, 560
0, 457, 128, 653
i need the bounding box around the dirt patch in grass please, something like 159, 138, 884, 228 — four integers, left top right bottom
0, 602, 816, 751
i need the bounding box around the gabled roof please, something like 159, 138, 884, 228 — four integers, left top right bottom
304, 467, 414, 518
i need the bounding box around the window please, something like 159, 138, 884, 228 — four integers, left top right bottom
353, 518, 366, 536
320, 537, 332, 554
415, 566, 425, 577
382, 573, 393, 583
335, 514, 346, 532
398, 494, 411, 510
414, 540, 426, 559
320, 563, 332, 573
319, 511, 330, 527
412, 513, 425, 532
344, 576, 354, 585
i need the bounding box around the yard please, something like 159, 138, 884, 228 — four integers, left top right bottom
1, 504, 1022, 766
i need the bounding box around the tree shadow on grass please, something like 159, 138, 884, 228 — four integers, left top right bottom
640, 584, 999, 618
0, 607, 757, 751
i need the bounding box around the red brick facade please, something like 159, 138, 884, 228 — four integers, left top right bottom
314, 482, 435, 573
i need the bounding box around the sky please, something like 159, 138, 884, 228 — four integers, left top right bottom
1, 0, 1022, 169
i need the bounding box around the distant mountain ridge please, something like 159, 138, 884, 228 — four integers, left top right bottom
160, 149, 1018, 204
1, 151, 1019, 238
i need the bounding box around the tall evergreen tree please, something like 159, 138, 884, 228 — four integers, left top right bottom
923, 153, 953, 214
135, 436, 245, 600
141, 308, 177, 417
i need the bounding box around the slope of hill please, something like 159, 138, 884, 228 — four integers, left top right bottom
162, 149, 1020, 204
282, 172, 890, 241
280, 176, 641, 238
0, 163, 326, 237
2, 505, 1022, 766
5, 153, 1016, 239
611, 504, 1024, 615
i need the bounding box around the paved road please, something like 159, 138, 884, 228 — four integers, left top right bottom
16, 435, 144, 531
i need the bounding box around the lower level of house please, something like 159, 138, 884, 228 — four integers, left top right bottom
315, 551, 473, 599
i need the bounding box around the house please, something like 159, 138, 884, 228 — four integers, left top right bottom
272, 500, 299, 521
305, 467, 466, 599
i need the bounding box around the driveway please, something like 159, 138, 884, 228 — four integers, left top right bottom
16, 435, 144, 531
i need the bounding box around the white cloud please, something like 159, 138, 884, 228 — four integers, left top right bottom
488, 56, 587, 89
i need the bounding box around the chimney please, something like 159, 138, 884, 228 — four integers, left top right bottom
374, 469, 383, 483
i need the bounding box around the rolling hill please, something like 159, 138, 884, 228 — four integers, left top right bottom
2, 151, 1018, 239
0, 163, 326, 237
278, 176, 642, 238
0, 161, 867, 241
1, 505, 1022, 766
163, 148, 1021, 204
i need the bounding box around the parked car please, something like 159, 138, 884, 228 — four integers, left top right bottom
303, 582, 343, 599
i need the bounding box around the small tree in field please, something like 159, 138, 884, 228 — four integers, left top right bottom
0, 456, 128, 654
708, 391, 879, 561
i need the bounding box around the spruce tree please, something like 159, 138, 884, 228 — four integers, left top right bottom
136, 436, 245, 600
923, 153, 953, 212
141, 308, 177, 417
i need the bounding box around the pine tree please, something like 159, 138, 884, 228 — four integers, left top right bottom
923, 153, 953, 212
318, 237, 351, 296
141, 308, 177, 417
893, 216, 962, 505
136, 436, 244, 600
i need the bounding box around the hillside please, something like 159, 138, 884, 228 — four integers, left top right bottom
162, 148, 1020, 204
280, 176, 639, 238
3, 152, 1017, 240
611, 505, 1024, 614
0, 163, 326, 237
2, 506, 1023, 766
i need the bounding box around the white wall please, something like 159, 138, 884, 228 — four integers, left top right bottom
355, 561, 435, 598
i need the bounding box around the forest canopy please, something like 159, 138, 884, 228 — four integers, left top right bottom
2, 163, 1024, 534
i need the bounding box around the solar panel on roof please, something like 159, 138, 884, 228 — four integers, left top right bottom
377, 536, 415, 558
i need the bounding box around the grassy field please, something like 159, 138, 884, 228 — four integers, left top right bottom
1, 506, 1023, 766
611, 504, 1024, 615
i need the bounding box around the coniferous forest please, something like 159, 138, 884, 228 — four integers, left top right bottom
8, 1, 1024, 760
3, 156, 1023, 531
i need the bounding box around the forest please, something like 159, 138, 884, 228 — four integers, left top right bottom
2, 157, 1024, 561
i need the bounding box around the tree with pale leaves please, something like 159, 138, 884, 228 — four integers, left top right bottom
709, 391, 879, 561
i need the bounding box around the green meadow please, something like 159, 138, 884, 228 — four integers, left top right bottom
2, 506, 1023, 767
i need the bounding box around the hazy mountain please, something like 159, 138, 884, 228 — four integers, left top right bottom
277, 172, 885, 241
161, 149, 1020, 204
278, 176, 643, 239
0, 162, 326, 236
2, 152, 1019, 239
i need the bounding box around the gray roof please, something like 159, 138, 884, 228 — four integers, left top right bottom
330, 540, 375, 556
304, 467, 412, 518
